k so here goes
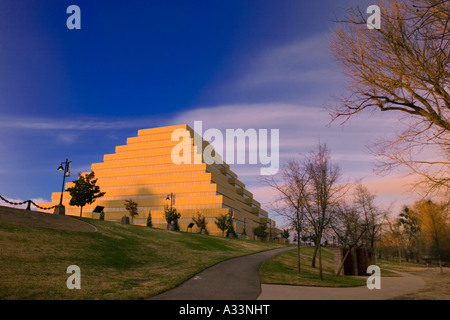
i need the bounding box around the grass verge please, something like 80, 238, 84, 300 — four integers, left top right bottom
260, 246, 400, 288
0, 215, 283, 300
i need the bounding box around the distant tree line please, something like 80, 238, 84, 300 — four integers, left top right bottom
380, 200, 449, 273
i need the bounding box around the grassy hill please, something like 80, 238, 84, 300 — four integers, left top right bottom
0, 206, 284, 299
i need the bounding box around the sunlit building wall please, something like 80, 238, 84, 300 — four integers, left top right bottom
39, 124, 279, 238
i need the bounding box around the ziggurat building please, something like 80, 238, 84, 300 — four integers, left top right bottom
39, 124, 279, 239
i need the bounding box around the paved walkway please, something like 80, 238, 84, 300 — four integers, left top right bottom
151, 245, 426, 300
257, 270, 426, 300
151, 247, 294, 300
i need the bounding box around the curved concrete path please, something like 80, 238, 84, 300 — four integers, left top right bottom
151, 247, 294, 300
257, 270, 426, 300
150, 245, 425, 300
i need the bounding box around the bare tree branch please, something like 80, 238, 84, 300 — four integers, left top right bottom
329, 0, 450, 195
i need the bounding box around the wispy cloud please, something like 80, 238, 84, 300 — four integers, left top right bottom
236, 33, 341, 88
171, 102, 397, 159
0, 115, 169, 131
204, 32, 345, 106
56, 132, 79, 144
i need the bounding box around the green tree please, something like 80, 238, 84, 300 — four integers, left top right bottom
281, 229, 290, 243
164, 206, 181, 231
146, 211, 153, 227
124, 199, 139, 224
254, 224, 268, 241
215, 214, 228, 237
67, 171, 105, 217
399, 206, 421, 262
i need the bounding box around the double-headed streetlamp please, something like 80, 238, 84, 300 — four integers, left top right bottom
54, 158, 71, 215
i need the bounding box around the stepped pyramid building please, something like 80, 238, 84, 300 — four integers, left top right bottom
39, 124, 279, 239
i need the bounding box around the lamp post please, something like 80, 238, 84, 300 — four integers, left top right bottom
166, 192, 175, 210
54, 158, 71, 215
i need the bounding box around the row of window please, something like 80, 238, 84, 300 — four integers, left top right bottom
91, 192, 218, 201
117, 141, 194, 153
94, 163, 205, 174
105, 150, 201, 162
100, 203, 223, 211
96, 169, 208, 179
98, 181, 214, 191
103, 154, 192, 163
96, 172, 211, 182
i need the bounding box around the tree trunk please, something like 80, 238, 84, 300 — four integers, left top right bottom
79, 206, 83, 217
318, 243, 324, 281
372, 246, 377, 265
296, 211, 301, 272
351, 249, 358, 276
370, 239, 377, 265
435, 238, 443, 274
311, 243, 319, 268
397, 242, 402, 264
297, 231, 301, 272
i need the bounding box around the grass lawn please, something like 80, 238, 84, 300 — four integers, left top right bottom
260, 246, 400, 288
0, 214, 284, 300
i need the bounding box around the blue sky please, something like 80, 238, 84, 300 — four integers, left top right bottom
0, 0, 420, 218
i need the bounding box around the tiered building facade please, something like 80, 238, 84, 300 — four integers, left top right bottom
39, 124, 279, 239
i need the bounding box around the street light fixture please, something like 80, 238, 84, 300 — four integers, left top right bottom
54, 158, 71, 215
166, 192, 175, 210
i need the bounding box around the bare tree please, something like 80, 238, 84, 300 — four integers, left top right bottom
329, 0, 450, 195
331, 200, 368, 276
192, 212, 208, 234
262, 159, 310, 272
354, 183, 385, 261
302, 143, 346, 281
331, 183, 384, 275
384, 215, 408, 263
264, 143, 347, 280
